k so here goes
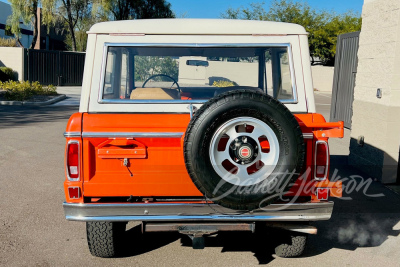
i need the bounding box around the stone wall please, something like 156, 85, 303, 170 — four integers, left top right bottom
0, 47, 25, 81
311, 66, 334, 92
349, 0, 400, 183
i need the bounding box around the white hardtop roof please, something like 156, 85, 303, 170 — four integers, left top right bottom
88, 19, 307, 35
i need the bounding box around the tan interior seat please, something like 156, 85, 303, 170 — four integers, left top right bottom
130, 88, 180, 100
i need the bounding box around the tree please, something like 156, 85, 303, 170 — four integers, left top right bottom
222, 2, 267, 21
134, 56, 178, 82
8, 0, 40, 48
95, 0, 174, 20
319, 12, 362, 65
63, 10, 94, 51
47, 0, 92, 51
132, 0, 174, 19
221, 0, 362, 65
9, 0, 92, 51
60, 0, 174, 51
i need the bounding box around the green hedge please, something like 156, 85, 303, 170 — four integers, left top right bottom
0, 67, 15, 82
0, 81, 57, 101
213, 80, 237, 87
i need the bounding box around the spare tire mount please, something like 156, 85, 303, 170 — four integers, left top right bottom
183, 89, 305, 210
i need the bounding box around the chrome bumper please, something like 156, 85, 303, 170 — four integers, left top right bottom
63, 202, 334, 222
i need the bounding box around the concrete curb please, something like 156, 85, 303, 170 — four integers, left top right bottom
0, 94, 67, 106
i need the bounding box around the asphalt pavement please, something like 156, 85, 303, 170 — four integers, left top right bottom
52, 87, 81, 106
0, 91, 399, 266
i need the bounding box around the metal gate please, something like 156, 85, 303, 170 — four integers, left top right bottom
25, 49, 85, 86
330, 31, 360, 129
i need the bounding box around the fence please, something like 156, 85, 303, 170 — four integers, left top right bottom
330, 32, 360, 129
24, 49, 85, 86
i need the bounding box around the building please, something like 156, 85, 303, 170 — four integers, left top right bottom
0, 1, 66, 50
349, 0, 400, 183
0, 1, 33, 48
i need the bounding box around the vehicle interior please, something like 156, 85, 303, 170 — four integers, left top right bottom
102, 46, 295, 102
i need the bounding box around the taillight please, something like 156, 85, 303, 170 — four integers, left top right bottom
68, 187, 81, 199
67, 141, 80, 181
314, 141, 329, 180
316, 188, 329, 200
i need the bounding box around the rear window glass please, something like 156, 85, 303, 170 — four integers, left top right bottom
101, 46, 295, 102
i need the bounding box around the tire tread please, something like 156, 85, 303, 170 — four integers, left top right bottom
274, 234, 307, 258
86, 221, 125, 258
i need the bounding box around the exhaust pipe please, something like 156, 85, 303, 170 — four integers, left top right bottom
267, 222, 318, 235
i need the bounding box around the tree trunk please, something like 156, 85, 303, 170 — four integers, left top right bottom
16, 38, 24, 48
29, 0, 39, 49
64, 0, 77, 51
68, 22, 77, 51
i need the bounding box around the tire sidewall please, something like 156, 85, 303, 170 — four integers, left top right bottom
187, 93, 303, 209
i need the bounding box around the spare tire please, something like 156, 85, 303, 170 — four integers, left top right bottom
183, 90, 305, 210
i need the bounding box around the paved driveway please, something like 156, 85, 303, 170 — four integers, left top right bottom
53, 87, 81, 106
0, 95, 399, 266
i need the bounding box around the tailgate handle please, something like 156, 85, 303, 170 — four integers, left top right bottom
97, 138, 147, 159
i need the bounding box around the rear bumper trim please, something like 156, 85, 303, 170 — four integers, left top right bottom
63, 202, 334, 222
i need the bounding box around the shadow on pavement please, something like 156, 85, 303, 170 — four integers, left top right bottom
121, 225, 276, 264
118, 155, 400, 264
120, 225, 180, 257
0, 106, 77, 127
305, 155, 400, 257
179, 229, 277, 264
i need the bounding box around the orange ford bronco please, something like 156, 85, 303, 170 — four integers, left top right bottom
63, 19, 343, 258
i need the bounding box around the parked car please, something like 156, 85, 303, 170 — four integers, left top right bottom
63, 19, 343, 258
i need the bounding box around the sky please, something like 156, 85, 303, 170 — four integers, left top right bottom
169, 0, 364, 18
0, 0, 364, 18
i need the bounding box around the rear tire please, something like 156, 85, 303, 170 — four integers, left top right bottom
86, 221, 126, 258
274, 232, 307, 258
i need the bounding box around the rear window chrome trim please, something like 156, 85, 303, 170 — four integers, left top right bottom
98, 98, 296, 104
99, 99, 207, 104
97, 42, 298, 105
82, 132, 184, 138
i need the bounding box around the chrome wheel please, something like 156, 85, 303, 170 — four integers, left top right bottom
209, 117, 280, 186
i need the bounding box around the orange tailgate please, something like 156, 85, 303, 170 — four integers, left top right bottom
81, 113, 203, 197
75, 113, 343, 200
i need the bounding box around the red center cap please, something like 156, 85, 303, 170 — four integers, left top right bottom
241, 148, 250, 157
